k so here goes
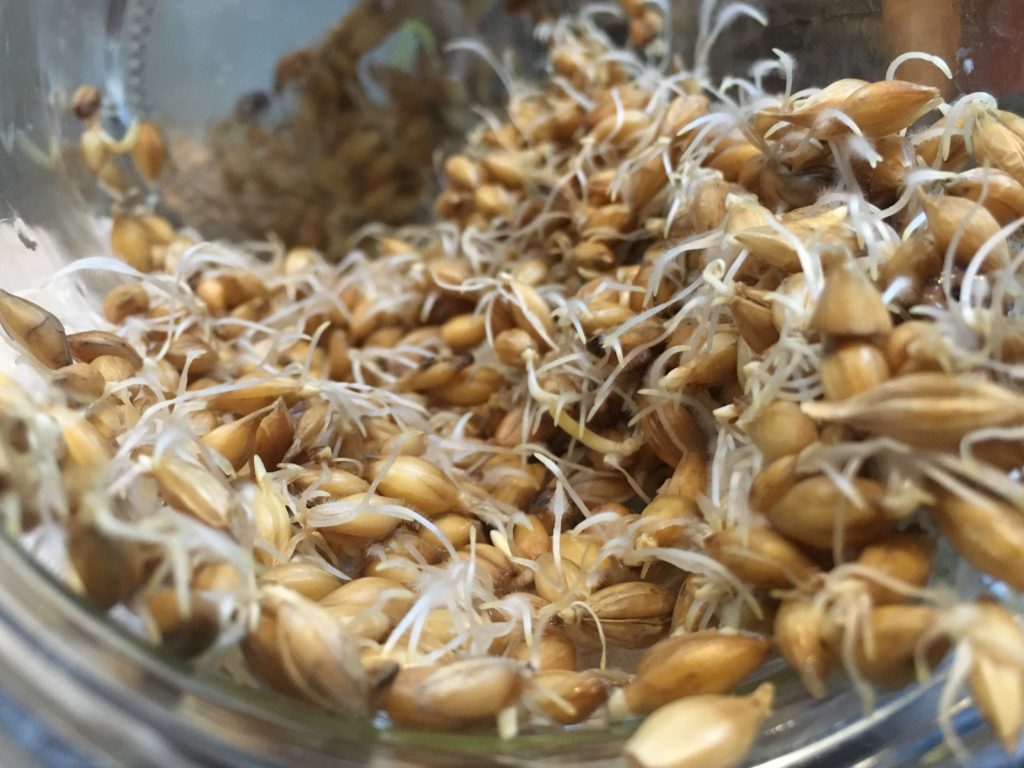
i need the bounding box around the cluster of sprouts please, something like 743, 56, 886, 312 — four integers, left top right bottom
168, 1, 467, 256
1, 1, 1023, 765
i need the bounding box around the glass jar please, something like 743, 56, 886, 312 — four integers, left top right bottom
0, 1, 1020, 765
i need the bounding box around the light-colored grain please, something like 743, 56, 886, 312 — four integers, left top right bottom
0, 290, 72, 369
623, 683, 774, 768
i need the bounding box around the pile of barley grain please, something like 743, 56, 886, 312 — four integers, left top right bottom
2, 2, 1024, 766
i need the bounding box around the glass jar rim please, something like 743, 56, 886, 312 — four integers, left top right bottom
0, 531, 993, 767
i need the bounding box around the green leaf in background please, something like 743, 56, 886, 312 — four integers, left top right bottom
388, 20, 439, 71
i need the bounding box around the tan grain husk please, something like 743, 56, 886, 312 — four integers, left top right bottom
428, 365, 503, 406
802, 373, 1024, 449
201, 415, 260, 470
845, 604, 946, 687
511, 513, 552, 561
810, 260, 892, 338
945, 167, 1024, 224
292, 466, 369, 498
371, 455, 460, 516
144, 589, 221, 658
441, 313, 487, 351
852, 134, 908, 206
661, 331, 739, 389
164, 336, 218, 378
710, 143, 762, 182
398, 355, 473, 392
244, 590, 369, 714
609, 631, 773, 716
852, 533, 934, 604
0, 290, 72, 369
68, 516, 147, 609
761, 78, 867, 131
774, 600, 832, 698
671, 574, 740, 633
89, 354, 137, 385
931, 491, 1024, 590
110, 216, 155, 272
569, 240, 617, 273
444, 154, 481, 190
489, 462, 546, 510
382, 665, 451, 728
533, 552, 589, 605
768, 475, 889, 550
558, 533, 626, 586
132, 121, 166, 182
252, 463, 292, 563
102, 283, 149, 323
418, 513, 483, 550
733, 207, 854, 273
254, 399, 293, 469
456, 543, 515, 593
661, 450, 709, 499
748, 454, 799, 513
320, 576, 415, 641
529, 670, 608, 725
493, 406, 553, 448
972, 111, 1024, 185
967, 602, 1024, 754
509, 628, 578, 672
749, 400, 818, 462
191, 562, 241, 592
918, 191, 1009, 269
915, 114, 971, 170
883, 321, 944, 374
327, 330, 352, 381
54, 409, 114, 468
260, 562, 343, 601
639, 398, 704, 467
413, 658, 526, 725
292, 400, 331, 454
730, 288, 780, 354
316, 493, 404, 542
569, 582, 674, 647
828, 80, 939, 138
623, 683, 774, 768
820, 340, 890, 402
706, 526, 819, 588
207, 378, 304, 414
970, 650, 1024, 755
636, 493, 700, 549
52, 363, 106, 403
150, 454, 233, 528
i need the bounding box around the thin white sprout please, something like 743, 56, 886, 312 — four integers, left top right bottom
886, 52, 954, 83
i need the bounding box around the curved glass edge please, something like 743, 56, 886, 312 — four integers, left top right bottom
0, 534, 632, 767
0, 529, 1014, 768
